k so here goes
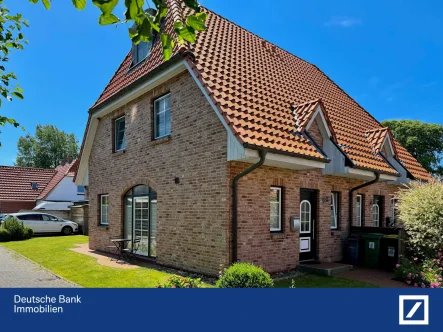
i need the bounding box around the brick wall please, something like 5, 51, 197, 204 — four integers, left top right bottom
88, 72, 230, 276
230, 162, 401, 273
0, 200, 36, 214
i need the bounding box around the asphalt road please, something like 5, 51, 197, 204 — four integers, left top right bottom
0, 246, 79, 288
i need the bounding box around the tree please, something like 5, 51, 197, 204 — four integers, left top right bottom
0, 0, 28, 146
1, 0, 206, 145
381, 120, 443, 175
16, 125, 79, 169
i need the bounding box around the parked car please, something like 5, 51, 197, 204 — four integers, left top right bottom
0, 214, 6, 221
2, 212, 78, 235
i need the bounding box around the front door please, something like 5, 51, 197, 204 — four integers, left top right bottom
299, 189, 318, 261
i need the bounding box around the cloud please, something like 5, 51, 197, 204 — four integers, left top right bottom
325, 17, 362, 28
423, 81, 437, 88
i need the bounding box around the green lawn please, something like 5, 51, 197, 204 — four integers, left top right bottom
1, 236, 378, 288
275, 274, 378, 288
1, 236, 174, 288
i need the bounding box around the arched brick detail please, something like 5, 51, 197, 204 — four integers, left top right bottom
118, 177, 158, 197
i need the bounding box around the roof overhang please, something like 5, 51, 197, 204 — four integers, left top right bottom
75, 59, 187, 186
237, 148, 326, 171
342, 167, 398, 182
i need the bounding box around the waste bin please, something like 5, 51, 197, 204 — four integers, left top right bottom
360, 233, 384, 267
345, 235, 360, 265
380, 234, 399, 271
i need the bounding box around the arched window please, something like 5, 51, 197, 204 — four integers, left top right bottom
124, 185, 157, 257
372, 204, 380, 227
300, 200, 311, 233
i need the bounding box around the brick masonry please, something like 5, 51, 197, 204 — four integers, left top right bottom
230, 162, 400, 273
88, 71, 403, 275
88, 72, 230, 276
0, 200, 36, 214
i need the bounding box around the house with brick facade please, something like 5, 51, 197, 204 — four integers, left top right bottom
0, 160, 85, 215
74, 0, 431, 275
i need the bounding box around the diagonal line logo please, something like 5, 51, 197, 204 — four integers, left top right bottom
399, 295, 429, 325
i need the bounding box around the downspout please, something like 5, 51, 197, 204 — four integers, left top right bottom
232, 149, 267, 263
348, 172, 380, 231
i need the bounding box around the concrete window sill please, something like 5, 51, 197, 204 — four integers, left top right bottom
151, 136, 172, 146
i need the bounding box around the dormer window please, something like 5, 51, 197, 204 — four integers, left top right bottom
132, 41, 150, 66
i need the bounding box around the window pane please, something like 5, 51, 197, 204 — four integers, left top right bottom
269, 187, 281, 230
165, 108, 171, 136
115, 117, 126, 151
154, 95, 171, 139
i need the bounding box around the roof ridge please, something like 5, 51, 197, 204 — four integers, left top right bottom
0, 165, 56, 172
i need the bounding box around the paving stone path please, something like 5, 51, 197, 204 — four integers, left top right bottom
0, 246, 79, 288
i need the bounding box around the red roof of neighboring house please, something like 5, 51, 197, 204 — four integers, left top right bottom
0, 160, 77, 202
84, 0, 431, 181
0, 166, 56, 201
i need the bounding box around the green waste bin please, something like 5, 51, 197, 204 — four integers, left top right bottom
360, 233, 384, 268
380, 234, 399, 271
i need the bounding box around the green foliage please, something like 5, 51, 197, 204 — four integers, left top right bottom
0, 228, 11, 242
157, 275, 202, 288
16, 124, 79, 169
0, 0, 29, 146
216, 263, 274, 288
398, 181, 443, 257
24, 226, 33, 240
2, 216, 31, 241
395, 252, 443, 288
381, 120, 443, 175
30, 0, 207, 61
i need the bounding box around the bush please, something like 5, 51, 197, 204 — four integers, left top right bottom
24, 227, 33, 240
395, 250, 443, 288
398, 181, 443, 257
157, 275, 202, 288
0, 228, 10, 242
216, 263, 274, 288
2, 216, 32, 241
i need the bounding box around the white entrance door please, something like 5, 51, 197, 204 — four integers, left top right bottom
133, 197, 150, 256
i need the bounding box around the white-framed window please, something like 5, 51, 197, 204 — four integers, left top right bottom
154, 94, 171, 139
100, 195, 109, 225
270, 187, 282, 232
331, 192, 339, 229
356, 194, 363, 226
372, 204, 380, 227
114, 116, 126, 152
300, 200, 311, 233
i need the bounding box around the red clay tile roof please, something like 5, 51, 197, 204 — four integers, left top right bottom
87, 0, 431, 180
365, 127, 398, 157
37, 160, 77, 199
293, 99, 336, 141
0, 166, 56, 201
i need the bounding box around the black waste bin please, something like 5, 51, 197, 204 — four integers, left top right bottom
380, 234, 399, 271
346, 235, 360, 265
360, 233, 384, 268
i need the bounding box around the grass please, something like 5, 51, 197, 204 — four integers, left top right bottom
275, 274, 379, 288
1, 236, 176, 288
1, 236, 378, 288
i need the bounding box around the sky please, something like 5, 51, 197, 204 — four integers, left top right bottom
0, 0, 442, 166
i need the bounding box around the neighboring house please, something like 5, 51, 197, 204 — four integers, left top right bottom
0, 159, 84, 216
74, 1, 431, 276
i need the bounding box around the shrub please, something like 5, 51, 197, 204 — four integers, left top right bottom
395, 250, 443, 288
216, 263, 274, 288
24, 227, 33, 240
157, 275, 202, 288
0, 228, 10, 242
2, 216, 30, 241
398, 181, 443, 257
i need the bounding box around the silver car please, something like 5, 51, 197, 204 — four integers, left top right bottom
4, 212, 78, 235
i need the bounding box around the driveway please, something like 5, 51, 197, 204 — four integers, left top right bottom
0, 246, 79, 288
